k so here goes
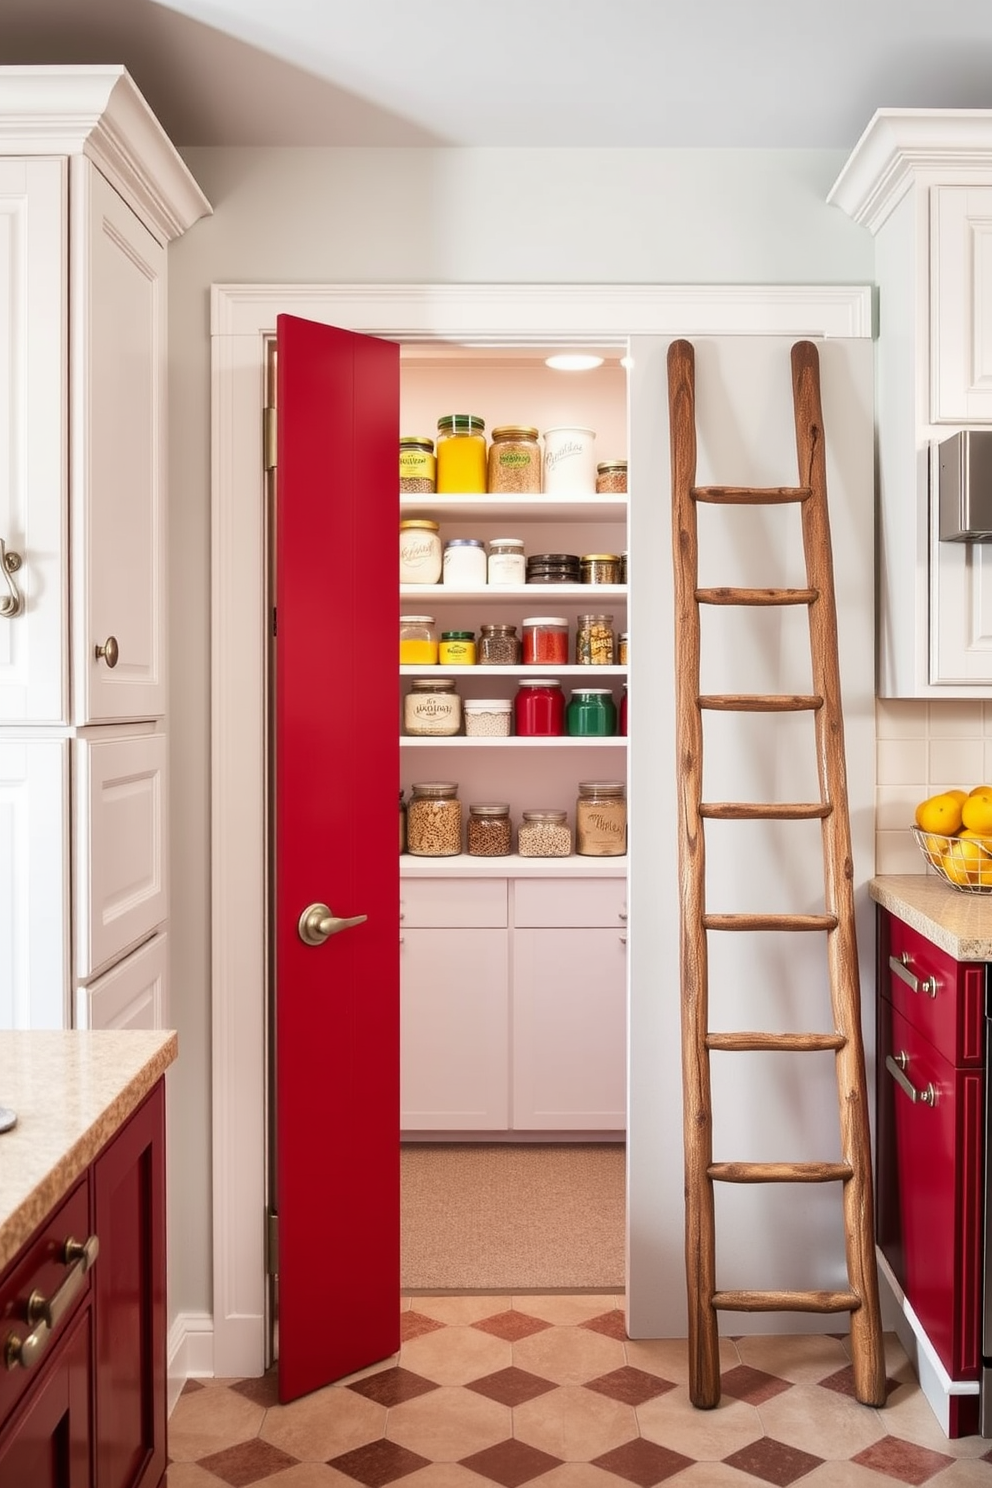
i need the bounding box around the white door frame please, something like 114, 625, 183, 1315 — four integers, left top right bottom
209, 281, 872, 1378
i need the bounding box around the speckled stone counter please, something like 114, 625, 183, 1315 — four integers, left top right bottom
0, 1030, 177, 1272
869, 874, 992, 962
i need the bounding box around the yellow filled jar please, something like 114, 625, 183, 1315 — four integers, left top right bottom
400, 615, 438, 665
436, 414, 487, 493
439, 630, 476, 665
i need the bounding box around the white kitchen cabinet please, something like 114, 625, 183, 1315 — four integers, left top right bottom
75, 932, 168, 1032
931, 185, 992, 424
0, 67, 210, 1027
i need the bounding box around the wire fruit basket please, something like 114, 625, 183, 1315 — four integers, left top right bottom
912, 826, 992, 893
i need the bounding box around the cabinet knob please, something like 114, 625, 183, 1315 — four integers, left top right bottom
95, 635, 120, 669
0, 538, 22, 618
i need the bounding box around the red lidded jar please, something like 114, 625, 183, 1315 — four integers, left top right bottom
521, 616, 569, 665
514, 678, 565, 736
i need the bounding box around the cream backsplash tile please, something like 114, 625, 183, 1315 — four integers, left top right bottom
874, 700, 986, 875
929, 738, 985, 784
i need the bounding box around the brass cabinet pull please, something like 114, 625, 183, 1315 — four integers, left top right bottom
0, 538, 22, 617
298, 903, 368, 947
885, 1051, 937, 1108
94, 635, 119, 668
889, 952, 938, 999
4, 1234, 99, 1371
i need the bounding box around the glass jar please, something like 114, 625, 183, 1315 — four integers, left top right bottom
575, 613, 615, 666
619, 552, 628, 585
442, 537, 488, 588
518, 809, 572, 858
478, 623, 521, 665
487, 537, 526, 586
464, 699, 512, 737
487, 426, 541, 493
407, 782, 462, 857
467, 803, 513, 857
400, 519, 442, 584
566, 688, 617, 737
399, 614, 438, 665
619, 683, 627, 737
436, 414, 487, 493
618, 632, 628, 666
596, 460, 627, 494
522, 616, 569, 665
399, 436, 436, 493
439, 630, 476, 665
403, 679, 462, 736
514, 678, 564, 736
399, 789, 407, 854
580, 554, 622, 586
575, 780, 627, 857
526, 552, 581, 584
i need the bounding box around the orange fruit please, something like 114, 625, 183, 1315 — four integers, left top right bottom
915, 791, 964, 837
962, 790, 992, 834
968, 784, 992, 795
942, 834, 982, 885
960, 829, 992, 885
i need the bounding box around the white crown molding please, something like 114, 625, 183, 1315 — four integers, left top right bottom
829, 108, 992, 234
0, 65, 211, 244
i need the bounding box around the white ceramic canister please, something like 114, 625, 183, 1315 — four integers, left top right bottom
399, 519, 442, 584
442, 537, 488, 588
542, 427, 596, 494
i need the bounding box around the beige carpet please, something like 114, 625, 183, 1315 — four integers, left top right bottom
400, 1142, 625, 1292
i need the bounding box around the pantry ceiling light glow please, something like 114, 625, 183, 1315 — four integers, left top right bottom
545, 353, 605, 371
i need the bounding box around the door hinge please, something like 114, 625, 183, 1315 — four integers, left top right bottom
266, 1209, 279, 1276
264, 406, 277, 472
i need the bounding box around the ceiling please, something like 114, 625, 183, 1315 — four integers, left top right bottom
3, 0, 992, 149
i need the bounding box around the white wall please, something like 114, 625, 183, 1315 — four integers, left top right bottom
164, 144, 873, 1334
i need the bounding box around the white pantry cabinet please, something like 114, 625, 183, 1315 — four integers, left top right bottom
0, 66, 210, 1028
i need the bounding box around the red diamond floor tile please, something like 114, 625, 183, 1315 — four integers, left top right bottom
719, 1363, 793, 1405
472, 1311, 555, 1342
346, 1366, 440, 1406
850, 1434, 957, 1485
464, 1365, 559, 1406
328, 1439, 432, 1487
459, 1437, 563, 1487
229, 1370, 281, 1408
195, 1438, 299, 1486
591, 1437, 694, 1486
401, 1310, 447, 1342
817, 1362, 900, 1401
721, 1435, 825, 1486
580, 1309, 629, 1340
583, 1365, 676, 1406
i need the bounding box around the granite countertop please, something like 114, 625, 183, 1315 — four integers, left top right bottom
870, 874, 992, 961
0, 1030, 177, 1272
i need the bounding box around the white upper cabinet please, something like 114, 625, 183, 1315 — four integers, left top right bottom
931, 185, 992, 423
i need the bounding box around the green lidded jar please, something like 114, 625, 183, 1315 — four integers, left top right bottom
566, 688, 617, 737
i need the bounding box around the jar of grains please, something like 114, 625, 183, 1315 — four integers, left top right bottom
487, 537, 526, 586
566, 688, 617, 737
436, 414, 487, 493
514, 678, 564, 736
596, 460, 627, 494
575, 780, 627, 857
522, 616, 569, 665
399, 789, 407, 854
407, 782, 462, 857
399, 436, 436, 493
443, 537, 488, 588
399, 615, 438, 665
618, 632, 628, 666
467, 803, 513, 857
404, 678, 462, 736
464, 699, 512, 737
478, 623, 521, 665
518, 809, 572, 857
400, 519, 442, 584
439, 630, 476, 665
487, 426, 542, 493
580, 553, 621, 585
576, 613, 615, 665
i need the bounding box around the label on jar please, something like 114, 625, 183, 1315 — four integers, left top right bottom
488, 551, 526, 585
400, 528, 441, 584
439, 639, 475, 665
399, 448, 436, 481
576, 798, 627, 855
404, 693, 461, 735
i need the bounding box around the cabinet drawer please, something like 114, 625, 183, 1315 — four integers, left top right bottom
400, 877, 507, 928
883, 914, 984, 1067
513, 877, 627, 929
75, 932, 167, 1031
0, 1176, 92, 1433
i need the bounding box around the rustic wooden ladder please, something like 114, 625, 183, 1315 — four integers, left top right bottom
666, 337, 885, 1411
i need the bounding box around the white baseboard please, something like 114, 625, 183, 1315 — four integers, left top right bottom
876, 1249, 978, 1438
167, 1312, 216, 1416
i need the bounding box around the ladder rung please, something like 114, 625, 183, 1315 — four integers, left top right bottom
706, 1032, 847, 1053
696, 587, 817, 607
692, 485, 812, 505
712, 1289, 860, 1315
700, 802, 831, 820
703, 913, 838, 932
708, 1161, 853, 1184
698, 694, 823, 712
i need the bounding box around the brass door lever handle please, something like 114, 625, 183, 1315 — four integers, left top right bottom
298, 903, 368, 947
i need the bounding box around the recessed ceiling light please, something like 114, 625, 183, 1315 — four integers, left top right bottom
545, 353, 605, 371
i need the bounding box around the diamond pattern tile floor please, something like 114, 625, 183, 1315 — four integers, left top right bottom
164, 1295, 992, 1487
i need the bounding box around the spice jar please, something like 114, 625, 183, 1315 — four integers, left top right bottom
407, 782, 462, 857
404, 679, 462, 736
439, 630, 476, 665
399, 436, 436, 493
399, 789, 407, 854
619, 552, 628, 585
400, 615, 438, 665
442, 537, 488, 588
436, 414, 487, 493
487, 537, 526, 586
400, 519, 442, 584
467, 803, 513, 857
464, 699, 512, 737
566, 688, 617, 737
575, 780, 627, 857
487, 426, 541, 493
522, 616, 569, 665
576, 613, 615, 665
478, 623, 521, 665
580, 554, 622, 585
514, 678, 564, 736
518, 809, 572, 857
526, 552, 581, 584
596, 460, 627, 494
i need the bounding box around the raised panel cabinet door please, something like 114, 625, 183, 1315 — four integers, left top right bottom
0, 738, 69, 1029
931, 185, 992, 422
75, 931, 167, 1031
0, 157, 68, 726
0, 1308, 92, 1488
71, 159, 167, 724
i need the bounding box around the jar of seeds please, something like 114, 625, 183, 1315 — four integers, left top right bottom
478, 623, 521, 665
580, 553, 621, 585
518, 809, 572, 858
467, 803, 513, 856
488, 426, 541, 493
407, 782, 463, 857
575, 780, 627, 857
464, 699, 512, 737
576, 614, 615, 665
400, 436, 436, 493
596, 460, 627, 494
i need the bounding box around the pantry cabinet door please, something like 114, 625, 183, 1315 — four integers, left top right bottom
275, 315, 400, 1404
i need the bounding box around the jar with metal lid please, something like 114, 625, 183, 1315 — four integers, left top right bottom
487, 537, 526, 586
576, 613, 615, 666
478, 623, 521, 665
526, 552, 581, 584
399, 789, 407, 854
403, 679, 462, 736
619, 552, 628, 584
407, 782, 462, 857
467, 803, 513, 857
618, 632, 628, 666
487, 426, 541, 493
400, 615, 438, 665
464, 699, 513, 737
400, 436, 436, 493
596, 460, 627, 494
522, 617, 569, 665
400, 519, 442, 584
566, 688, 617, 737
580, 554, 622, 585
514, 678, 564, 736
436, 414, 487, 494
518, 809, 572, 858
575, 780, 627, 857
619, 684, 627, 737
439, 630, 476, 665
442, 537, 488, 588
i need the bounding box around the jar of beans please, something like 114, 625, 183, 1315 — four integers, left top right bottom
404, 679, 462, 736
518, 809, 572, 857
400, 436, 436, 493
478, 623, 521, 665
407, 782, 463, 857
576, 780, 627, 857
464, 699, 512, 737
467, 803, 513, 857
487, 427, 541, 493
576, 613, 615, 665
522, 616, 569, 665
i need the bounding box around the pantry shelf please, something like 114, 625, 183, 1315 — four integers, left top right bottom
400, 853, 628, 879
400, 736, 627, 747
400, 665, 627, 679
399, 493, 626, 523
400, 584, 627, 603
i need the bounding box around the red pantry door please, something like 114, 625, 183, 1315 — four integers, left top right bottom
274, 314, 400, 1404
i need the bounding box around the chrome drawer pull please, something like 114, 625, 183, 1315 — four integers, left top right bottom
885, 1051, 937, 1108
4, 1233, 99, 1371
889, 952, 938, 999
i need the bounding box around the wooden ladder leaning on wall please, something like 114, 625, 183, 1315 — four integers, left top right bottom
666, 337, 885, 1411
